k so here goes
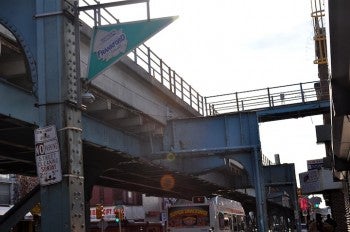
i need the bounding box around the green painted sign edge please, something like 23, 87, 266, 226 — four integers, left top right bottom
86, 16, 178, 81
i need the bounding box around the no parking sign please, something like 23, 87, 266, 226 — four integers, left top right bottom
34, 125, 62, 186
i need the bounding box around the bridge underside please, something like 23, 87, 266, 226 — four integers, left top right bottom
0, 111, 255, 203
0, 81, 299, 232
0, 80, 258, 203
0, 111, 294, 230
257, 100, 330, 122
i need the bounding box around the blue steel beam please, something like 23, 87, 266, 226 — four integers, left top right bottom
263, 164, 300, 230
0, 81, 145, 156
163, 113, 260, 151
154, 155, 228, 174
154, 113, 259, 184
257, 100, 330, 122
34, 0, 87, 230
82, 115, 144, 156
0, 1, 38, 87
163, 154, 247, 173
159, 112, 268, 231
0, 81, 39, 125
0, 1, 36, 55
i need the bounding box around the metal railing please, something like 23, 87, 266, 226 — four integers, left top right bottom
79, 0, 205, 115
204, 80, 329, 116
262, 154, 274, 166
79, 1, 329, 118
129, 45, 204, 114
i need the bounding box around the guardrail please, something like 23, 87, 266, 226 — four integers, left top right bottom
79, 1, 329, 118
80, 0, 205, 115
129, 45, 204, 114
262, 154, 274, 166
204, 80, 329, 116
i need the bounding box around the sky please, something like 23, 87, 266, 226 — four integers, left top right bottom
146, 0, 327, 183
95, 0, 327, 185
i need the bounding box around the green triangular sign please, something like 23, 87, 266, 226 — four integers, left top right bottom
86, 16, 178, 81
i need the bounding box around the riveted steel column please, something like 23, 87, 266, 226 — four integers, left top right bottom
252, 147, 268, 231
36, 0, 85, 231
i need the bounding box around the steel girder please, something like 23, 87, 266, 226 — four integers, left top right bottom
0, 1, 38, 90
156, 112, 269, 231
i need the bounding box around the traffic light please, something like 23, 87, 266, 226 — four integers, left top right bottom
114, 208, 124, 223
309, 196, 322, 209
114, 208, 120, 223
299, 197, 308, 211
96, 204, 104, 219
114, 207, 124, 224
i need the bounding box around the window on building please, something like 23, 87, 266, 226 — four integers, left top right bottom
0, 183, 10, 205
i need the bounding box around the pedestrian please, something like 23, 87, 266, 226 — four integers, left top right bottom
325, 214, 337, 231
309, 213, 333, 232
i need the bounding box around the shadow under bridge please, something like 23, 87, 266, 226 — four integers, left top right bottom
150, 111, 277, 231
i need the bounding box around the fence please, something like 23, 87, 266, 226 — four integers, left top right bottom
204, 80, 329, 116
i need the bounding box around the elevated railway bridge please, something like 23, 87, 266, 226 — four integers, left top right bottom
0, 1, 329, 231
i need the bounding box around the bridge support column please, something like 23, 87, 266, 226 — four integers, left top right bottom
36, 1, 85, 231
252, 147, 268, 231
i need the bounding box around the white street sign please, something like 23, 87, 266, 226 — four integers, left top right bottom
34, 125, 62, 186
